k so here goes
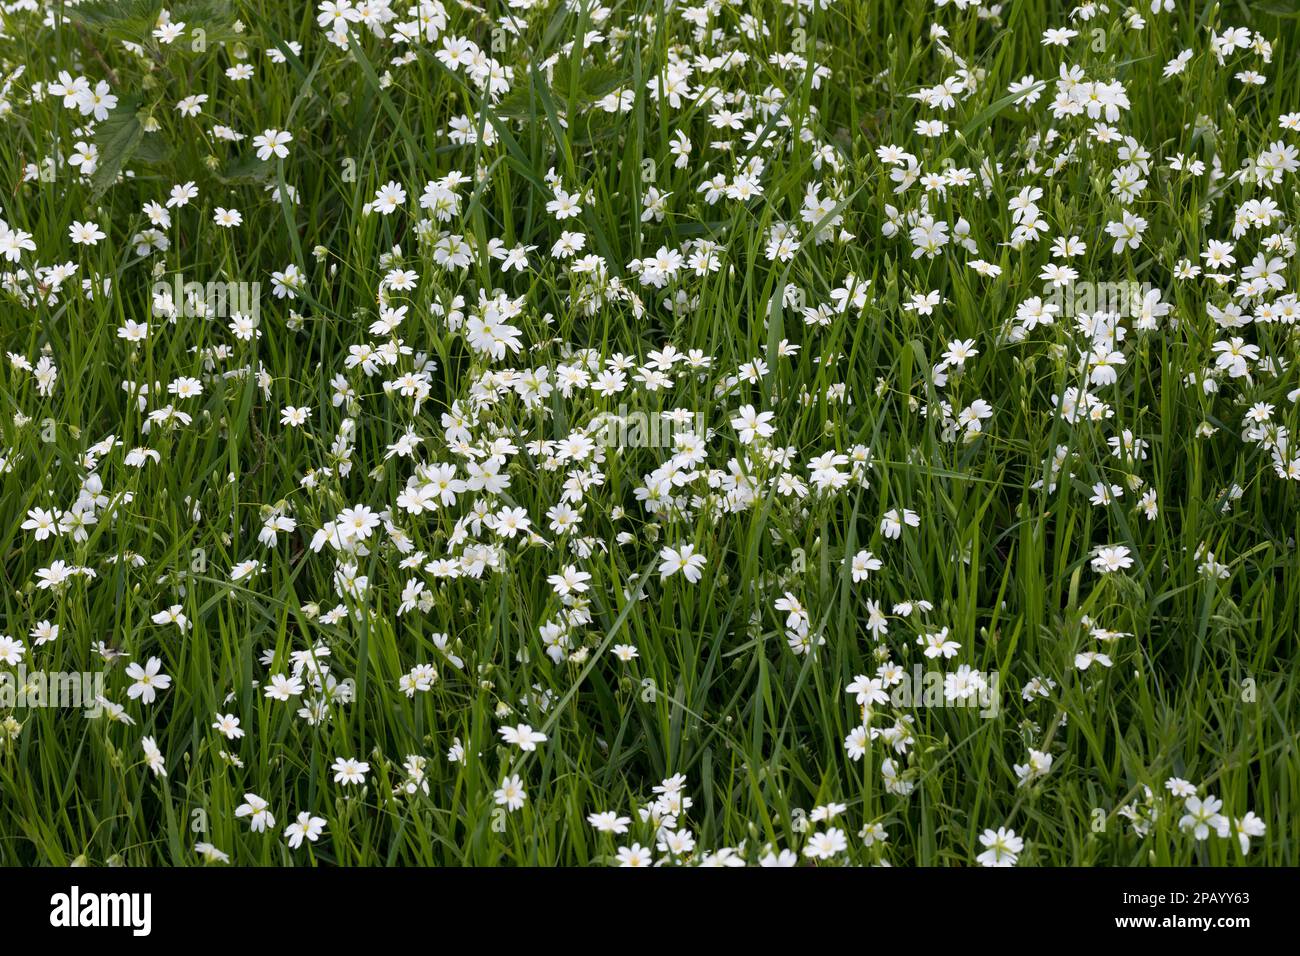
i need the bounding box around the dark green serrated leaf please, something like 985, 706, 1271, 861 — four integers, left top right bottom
90, 95, 145, 200
216, 152, 275, 186
64, 0, 160, 38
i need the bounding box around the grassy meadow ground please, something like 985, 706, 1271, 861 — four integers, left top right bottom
0, 0, 1298, 866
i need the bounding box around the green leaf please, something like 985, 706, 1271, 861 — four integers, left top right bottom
90, 95, 145, 201
173, 0, 241, 45
64, 0, 160, 36
215, 152, 274, 186
67, 0, 239, 46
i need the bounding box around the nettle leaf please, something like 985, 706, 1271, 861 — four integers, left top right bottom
492, 62, 624, 120
490, 83, 534, 120
217, 152, 275, 186
68, 0, 239, 48
64, 0, 160, 40
173, 0, 241, 46
89, 95, 145, 201
551, 61, 624, 103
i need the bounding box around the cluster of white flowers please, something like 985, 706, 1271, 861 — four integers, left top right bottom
0, 0, 1286, 866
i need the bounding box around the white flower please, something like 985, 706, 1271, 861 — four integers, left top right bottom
235, 793, 275, 832
68, 221, 106, 245
976, 827, 1023, 866
253, 128, 293, 161
498, 723, 548, 751
494, 774, 527, 812
284, 811, 326, 849
331, 757, 370, 785
1179, 794, 1229, 841
658, 544, 707, 582
125, 657, 172, 705
141, 736, 166, 777
803, 827, 848, 859
730, 404, 775, 444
